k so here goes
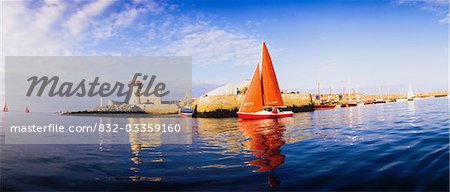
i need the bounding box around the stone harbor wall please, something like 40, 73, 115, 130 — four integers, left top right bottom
136, 104, 179, 114
90, 104, 144, 113
194, 93, 314, 118
65, 103, 179, 115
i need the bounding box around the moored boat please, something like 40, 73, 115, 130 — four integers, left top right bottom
373, 99, 387, 104
348, 100, 364, 107
314, 104, 338, 109
314, 102, 341, 109
3, 103, 8, 112
179, 107, 193, 117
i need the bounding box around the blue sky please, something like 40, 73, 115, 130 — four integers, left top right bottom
1, 0, 448, 101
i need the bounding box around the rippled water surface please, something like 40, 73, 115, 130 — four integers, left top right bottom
1, 97, 449, 191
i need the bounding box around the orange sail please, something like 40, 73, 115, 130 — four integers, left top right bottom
3, 103, 8, 112
261, 42, 283, 107
238, 64, 264, 113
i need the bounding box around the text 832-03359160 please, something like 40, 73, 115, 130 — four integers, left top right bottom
9, 123, 182, 133
98, 123, 182, 133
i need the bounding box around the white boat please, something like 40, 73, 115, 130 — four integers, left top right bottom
179, 107, 193, 117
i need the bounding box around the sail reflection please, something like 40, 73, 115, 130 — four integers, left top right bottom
239, 119, 286, 188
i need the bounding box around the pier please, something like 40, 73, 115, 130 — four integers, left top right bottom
194, 93, 314, 118
193, 90, 448, 117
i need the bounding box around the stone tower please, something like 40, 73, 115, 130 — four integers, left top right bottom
129, 80, 143, 105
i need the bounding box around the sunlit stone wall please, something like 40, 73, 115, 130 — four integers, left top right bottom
194, 93, 314, 118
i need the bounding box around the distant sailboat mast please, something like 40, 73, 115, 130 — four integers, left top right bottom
407, 85, 414, 101
329, 85, 332, 100
317, 82, 321, 96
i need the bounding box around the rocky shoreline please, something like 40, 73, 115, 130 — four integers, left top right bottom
63, 104, 145, 115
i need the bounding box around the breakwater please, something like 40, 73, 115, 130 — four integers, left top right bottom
63, 103, 179, 115
194, 93, 314, 118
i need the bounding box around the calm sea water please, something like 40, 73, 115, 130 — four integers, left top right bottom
1, 97, 448, 191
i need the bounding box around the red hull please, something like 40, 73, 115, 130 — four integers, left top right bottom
237, 112, 293, 120
179, 113, 193, 118
314, 104, 336, 109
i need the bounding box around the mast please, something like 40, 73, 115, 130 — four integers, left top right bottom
317, 82, 321, 95
407, 85, 414, 99
329, 85, 332, 100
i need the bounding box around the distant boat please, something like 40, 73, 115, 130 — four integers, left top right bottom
179, 107, 193, 117
3, 103, 8, 112
348, 89, 364, 107
407, 85, 415, 101
340, 88, 364, 107
25, 106, 30, 113
237, 42, 293, 120
314, 84, 341, 109
315, 103, 340, 109
179, 88, 194, 117
373, 99, 387, 104
348, 100, 364, 107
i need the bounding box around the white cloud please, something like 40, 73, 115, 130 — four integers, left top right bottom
2, 0, 263, 64
1, 0, 263, 104
3, 0, 71, 56
163, 23, 261, 66
396, 0, 449, 24
1, 0, 172, 56
398, 0, 449, 6
64, 0, 113, 36
124, 20, 261, 66
91, 0, 170, 40
439, 13, 450, 23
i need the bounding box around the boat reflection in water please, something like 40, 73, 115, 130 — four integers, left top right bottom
127, 117, 193, 183
121, 115, 304, 189
239, 119, 286, 189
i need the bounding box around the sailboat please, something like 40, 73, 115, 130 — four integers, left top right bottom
237, 42, 293, 120
179, 88, 194, 117
407, 85, 415, 101
25, 106, 30, 113
315, 83, 340, 109
3, 102, 8, 112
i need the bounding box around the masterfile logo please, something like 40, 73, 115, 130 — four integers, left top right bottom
26, 73, 170, 100
4, 56, 193, 144
5, 56, 191, 113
